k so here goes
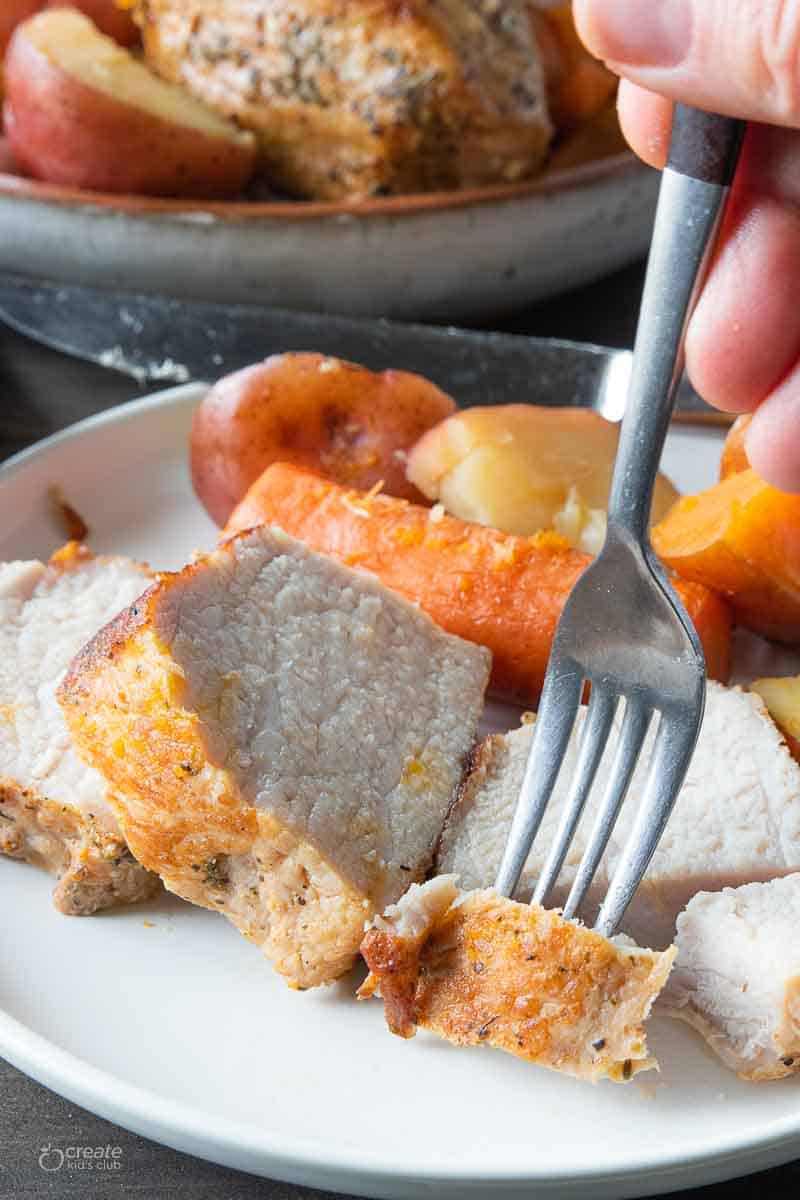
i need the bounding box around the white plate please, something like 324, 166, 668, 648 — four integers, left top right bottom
1, 385, 800, 1200
0, 157, 657, 321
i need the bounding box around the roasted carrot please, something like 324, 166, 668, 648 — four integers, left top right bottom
653, 468, 800, 643
672, 579, 732, 686
719, 413, 752, 479
226, 463, 732, 705
535, 3, 618, 133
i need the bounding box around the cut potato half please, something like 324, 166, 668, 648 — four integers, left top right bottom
45, 1, 139, 47
750, 676, 800, 761
4, 8, 255, 196
406, 405, 680, 546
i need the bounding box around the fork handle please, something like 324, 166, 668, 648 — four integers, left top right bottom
667, 106, 745, 184
606, 106, 745, 543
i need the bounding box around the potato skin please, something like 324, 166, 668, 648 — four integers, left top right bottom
719, 413, 752, 480
191, 353, 458, 526
45, 0, 139, 46
3, 19, 255, 197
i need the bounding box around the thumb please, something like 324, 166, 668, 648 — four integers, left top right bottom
574, 0, 800, 127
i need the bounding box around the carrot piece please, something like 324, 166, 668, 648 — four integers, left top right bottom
551, 59, 618, 131
226, 464, 731, 705
671, 579, 732, 685
653, 468, 800, 642
719, 414, 752, 480
546, 100, 627, 172
535, 3, 618, 133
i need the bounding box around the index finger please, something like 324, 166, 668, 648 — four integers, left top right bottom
616, 80, 673, 168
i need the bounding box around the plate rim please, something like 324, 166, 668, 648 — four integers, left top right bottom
0, 152, 644, 222
3, 385, 800, 1197
3, 999, 800, 1197
0, 382, 207, 483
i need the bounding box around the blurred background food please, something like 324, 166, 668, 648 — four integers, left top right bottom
3, 8, 256, 197
0, 0, 623, 200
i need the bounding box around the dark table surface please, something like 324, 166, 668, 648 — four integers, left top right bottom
1, 262, 797, 1200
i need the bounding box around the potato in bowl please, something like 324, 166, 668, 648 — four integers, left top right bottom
47, 0, 140, 46
3, 8, 256, 197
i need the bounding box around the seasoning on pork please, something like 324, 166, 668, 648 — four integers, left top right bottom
132, 0, 553, 200
359, 876, 674, 1082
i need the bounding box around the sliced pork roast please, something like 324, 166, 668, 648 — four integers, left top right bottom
0, 543, 158, 914
437, 682, 800, 947
359, 876, 674, 1082
59, 526, 490, 987
660, 875, 800, 1080
133, 0, 553, 201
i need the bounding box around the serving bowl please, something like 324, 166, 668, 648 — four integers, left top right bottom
0, 153, 657, 320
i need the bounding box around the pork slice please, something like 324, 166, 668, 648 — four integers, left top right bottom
436, 718, 607, 917
359, 876, 674, 1082
59, 526, 490, 987
134, 0, 552, 201
660, 875, 800, 1080
437, 681, 800, 946
0, 543, 158, 914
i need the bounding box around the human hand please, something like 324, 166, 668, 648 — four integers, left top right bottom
573, 0, 800, 491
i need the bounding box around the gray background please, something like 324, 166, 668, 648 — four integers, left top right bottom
2, 262, 797, 1198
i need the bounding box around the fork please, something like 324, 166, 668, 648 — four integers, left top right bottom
495, 105, 745, 937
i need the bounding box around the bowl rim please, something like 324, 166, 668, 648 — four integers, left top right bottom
0, 151, 641, 220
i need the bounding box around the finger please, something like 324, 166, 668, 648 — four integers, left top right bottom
684, 124, 800, 413
612, 76, 800, 420
574, 0, 800, 127
616, 81, 673, 168
745, 375, 800, 493
685, 195, 800, 414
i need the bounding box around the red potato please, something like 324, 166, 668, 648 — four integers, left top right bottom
3, 9, 256, 197
45, 0, 139, 46
191, 353, 458, 526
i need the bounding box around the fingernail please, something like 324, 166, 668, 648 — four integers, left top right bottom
578, 0, 692, 68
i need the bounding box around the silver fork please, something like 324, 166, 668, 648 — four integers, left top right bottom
495, 105, 745, 937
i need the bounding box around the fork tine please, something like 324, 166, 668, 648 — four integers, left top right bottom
561, 697, 651, 922
494, 663, 584, 898
532, 686, 616, 908
594, 708, 701, 937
